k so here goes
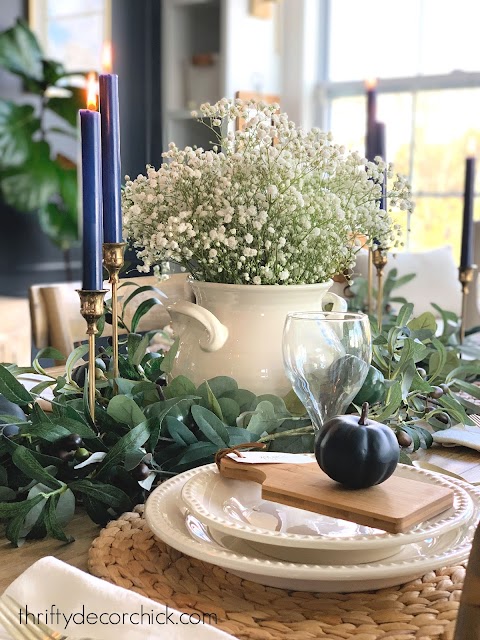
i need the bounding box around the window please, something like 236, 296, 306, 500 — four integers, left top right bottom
321, 0, 480, 258
28, 0, 109, 74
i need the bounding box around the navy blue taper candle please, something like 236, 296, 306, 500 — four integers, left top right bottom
375, 122, 387, 211
460, 149, 475, 269
365, 78, 377, 160
79, 79, 103, 290
99, 73, 122, 243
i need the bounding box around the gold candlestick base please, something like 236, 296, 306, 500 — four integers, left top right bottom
103, 242, 127, 381
459, 266, 475, 344
372, 249, 388, 330
77, 289, 108, 421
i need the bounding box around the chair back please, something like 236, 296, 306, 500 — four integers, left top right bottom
29, 273, 194, 357
453, 518, 480, 639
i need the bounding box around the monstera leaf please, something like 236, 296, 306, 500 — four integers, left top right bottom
0, 141, 59, 212
0, 19, 43, 89
48, 86, 86, 128
0, 101, 40, 167
38, 163, 78, 248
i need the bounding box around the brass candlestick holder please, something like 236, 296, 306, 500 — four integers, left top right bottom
459, 266, 475, 344
367, 247, 374, 315
77, 289, 108, 420
372, 248, 388, 330
103, 242, 127, 380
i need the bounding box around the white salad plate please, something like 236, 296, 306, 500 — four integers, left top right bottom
145, 465, 480, 593
181, 460, 473, 564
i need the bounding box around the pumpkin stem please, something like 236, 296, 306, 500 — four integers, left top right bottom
359, 402, 369, 425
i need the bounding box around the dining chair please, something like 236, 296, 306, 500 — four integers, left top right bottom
29, 272, 194, 358
453, 517, 480, 639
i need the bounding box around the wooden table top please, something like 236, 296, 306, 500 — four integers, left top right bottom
0, 444, 478, 592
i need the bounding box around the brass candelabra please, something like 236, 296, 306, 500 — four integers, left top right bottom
372, 249, 388, 330
77, 289, 108, 420
459, 266, 475, 344
102, 242, 127, 379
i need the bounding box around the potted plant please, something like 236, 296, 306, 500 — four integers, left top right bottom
123, 99, 413, 393
0, 19, 87, 288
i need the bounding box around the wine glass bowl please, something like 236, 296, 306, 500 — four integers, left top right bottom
283, 311, 372, 431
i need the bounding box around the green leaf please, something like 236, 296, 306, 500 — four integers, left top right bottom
0, 19, 43, 83
165, 416, 197, 446
428, 338, 448, 382
191, 405, 229, 447
4, 494, 45, 546
451, 379, 480, 400
396, 303, 414, 328
69, 479, 131, 510
172, 441, 219, 468
120, 283, 167, 309
202, 380, 224, 421
12, 446, 63, 489
1, 141, 59, 212
224, 388, 257, 412
45, 492, 74, 543
160, 338, 179, 374
34, 416, 97, 440
217, 397, 240, 424
33, 347, 66, 375
131, 333, 151, 367
163, 375, 197, 399
246, 400, 285, 435
0, 487, 15, 501
0, 101, 40, 168
96, 421, 152, 479
375, 381, 403, 421
0, 364, 33, 405
66, 344, 89, 382
47, 85, 86, 127
391, 338, 414, 380
107, 395, 146, 428
118, 354, 142, 381
130, 298, 162, 333
438, 394, 474, 425
197, 376, 239, 400
283, 389, 307, 416
407, 311, 437, 335
21, 422, 69, 442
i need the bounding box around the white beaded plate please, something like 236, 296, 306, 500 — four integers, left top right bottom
145, 465, 480, 592
180, 461, 473, 564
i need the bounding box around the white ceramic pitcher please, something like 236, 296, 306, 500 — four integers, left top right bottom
167, 279, 348, 396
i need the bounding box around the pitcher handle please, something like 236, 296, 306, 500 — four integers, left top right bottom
322, 292, 348, 312
167, 301, 229, 352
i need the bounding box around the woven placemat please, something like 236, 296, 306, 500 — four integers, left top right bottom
88, 506, 465, 640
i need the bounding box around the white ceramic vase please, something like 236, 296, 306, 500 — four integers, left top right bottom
167, 279, 347, 396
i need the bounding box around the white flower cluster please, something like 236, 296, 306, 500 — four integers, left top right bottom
123, 99, 413, 285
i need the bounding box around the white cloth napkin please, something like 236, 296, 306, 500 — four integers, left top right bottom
0, 557, 235, 640
433, 423, 480, 451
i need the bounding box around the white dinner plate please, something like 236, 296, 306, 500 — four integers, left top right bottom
181, 461, 473, 564
145, 465, 479, 592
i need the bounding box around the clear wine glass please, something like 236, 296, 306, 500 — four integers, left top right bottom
283, 311, 372, 432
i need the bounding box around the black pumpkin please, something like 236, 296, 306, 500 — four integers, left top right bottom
314, 402, 399, 489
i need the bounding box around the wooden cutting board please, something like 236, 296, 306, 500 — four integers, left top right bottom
217, 458, 454, 534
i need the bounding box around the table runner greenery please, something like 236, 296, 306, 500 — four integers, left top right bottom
0, 278, 478, 546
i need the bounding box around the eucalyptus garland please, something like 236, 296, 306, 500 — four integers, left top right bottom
0, 286, 477, 546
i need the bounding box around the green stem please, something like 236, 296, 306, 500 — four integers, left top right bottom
258, 425, 314, 443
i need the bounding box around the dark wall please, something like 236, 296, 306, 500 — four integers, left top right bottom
112, 0, 163, 180
112, 0, 163, 275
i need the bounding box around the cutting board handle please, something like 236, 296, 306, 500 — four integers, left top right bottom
217, 455, 274, 484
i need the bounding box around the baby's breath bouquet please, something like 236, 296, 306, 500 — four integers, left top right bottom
123, 99, 412, 285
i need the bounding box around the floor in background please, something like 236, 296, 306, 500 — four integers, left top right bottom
0, 297, 31, 365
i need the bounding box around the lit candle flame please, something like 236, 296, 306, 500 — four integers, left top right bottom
365, 77, 377, 90
102, 41, 112, 73
467, 138, 477, 158
86, 72, 98, 110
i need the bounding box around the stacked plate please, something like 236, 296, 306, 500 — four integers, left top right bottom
145, 458, 480, 593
